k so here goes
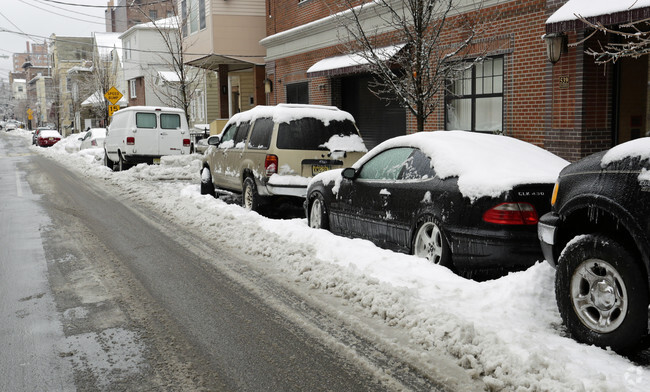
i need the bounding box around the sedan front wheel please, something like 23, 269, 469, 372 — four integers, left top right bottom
412, 217, 452, 268
308, 193, 328, 230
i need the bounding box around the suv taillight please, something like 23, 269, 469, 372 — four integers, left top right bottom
265, 154, 278, 176
183, 138, 191, 147
126, 137, 135, 145
483, 202, 538, 225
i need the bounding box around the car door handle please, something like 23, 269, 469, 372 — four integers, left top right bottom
160, 132, 168, 136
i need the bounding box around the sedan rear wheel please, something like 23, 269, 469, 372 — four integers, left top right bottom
413, 217, 451, 268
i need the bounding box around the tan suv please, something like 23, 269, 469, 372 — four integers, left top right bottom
200, 104, 367, 211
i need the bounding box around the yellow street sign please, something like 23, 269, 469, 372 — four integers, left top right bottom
27, 108, 33, 120
104, 86, 123, 105
108, 105, 120, 117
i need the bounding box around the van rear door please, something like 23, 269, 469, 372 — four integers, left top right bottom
135, 112, 160, 156
158, 112, 185, 156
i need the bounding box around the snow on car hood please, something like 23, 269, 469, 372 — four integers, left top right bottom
353, 131, 569, 200
320, 134, 367, 153
601, 137, 650, 166
227, 104, 355, 126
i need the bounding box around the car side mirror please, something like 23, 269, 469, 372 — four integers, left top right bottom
208, 137, 220, 147
342, 167, 357, 180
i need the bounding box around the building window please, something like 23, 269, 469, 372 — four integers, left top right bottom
286, 82, 309, 104
446, 57, 504, 133
182, 0, 205, 36
129, 79, 137, 98
124, 39, 131, 60
149, 10, 158, 20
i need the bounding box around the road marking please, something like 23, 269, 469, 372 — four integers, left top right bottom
15, 171, 22, 197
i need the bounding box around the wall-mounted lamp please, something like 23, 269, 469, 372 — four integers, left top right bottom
544, 33, 567, 64
263, 78, 273, 94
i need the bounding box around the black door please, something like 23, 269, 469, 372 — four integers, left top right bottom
341, 74, 406, 149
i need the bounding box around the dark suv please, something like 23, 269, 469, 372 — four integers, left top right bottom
538, 138, 650, 352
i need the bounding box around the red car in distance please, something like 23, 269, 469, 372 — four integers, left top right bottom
37, 130, 62, 147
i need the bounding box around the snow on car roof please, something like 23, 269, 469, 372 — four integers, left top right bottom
601, 137, 650, 166
39, 130, 62, 137
227, 104, 355, 127
353, 131, 569, 200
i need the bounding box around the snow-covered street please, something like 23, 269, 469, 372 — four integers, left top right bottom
14, 129, 650, 391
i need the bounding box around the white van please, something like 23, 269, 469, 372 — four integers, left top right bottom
104, 106, 191, 171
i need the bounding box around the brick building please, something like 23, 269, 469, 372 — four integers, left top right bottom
12, 41, 48, 72
545, 0, 650, 161
105, 0, 175, 33
261, 0, 649, 160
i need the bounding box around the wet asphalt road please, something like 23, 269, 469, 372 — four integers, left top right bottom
0, 132, 450, 391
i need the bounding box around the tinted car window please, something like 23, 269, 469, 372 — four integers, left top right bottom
136, 113, 156, 128
400, 149, 434, 180
248, 118, 273, 150
160, 113, 181, 129
276, 118, 358, 150
233, 122, 250, 146
359, 147, 413, 180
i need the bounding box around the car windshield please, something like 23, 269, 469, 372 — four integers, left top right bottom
276, 118, 358, 150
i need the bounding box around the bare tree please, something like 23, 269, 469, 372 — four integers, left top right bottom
576, 15, 650, 63
336, 0, 484, 132
136, 4, 205, 126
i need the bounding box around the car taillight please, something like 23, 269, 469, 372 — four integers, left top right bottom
265, 154, 278, 176
483, 202, 538, 225
183, 138, 191, 147
126, 137, 135, 145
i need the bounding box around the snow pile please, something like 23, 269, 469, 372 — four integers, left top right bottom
546, 0, 650, 24
18, 129, 650, 392
320, 134, 368, 153
351, 131, 569, 200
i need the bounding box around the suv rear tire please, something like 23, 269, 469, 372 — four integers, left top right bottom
242, 177, 260, 211
555, 234, 648, 353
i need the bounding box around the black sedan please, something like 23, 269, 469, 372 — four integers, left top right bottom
306, 131, 568, 273
538, 138, 650, 353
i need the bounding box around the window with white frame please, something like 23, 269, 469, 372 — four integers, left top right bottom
181, 0, 205, 37
446, 57, 504, 133
129, 79, 137, 98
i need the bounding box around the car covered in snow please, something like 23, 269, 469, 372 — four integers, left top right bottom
306, 131, 568, 274
538, 138, 650, 353
200, 104, 368, 211
36, 129, 62, 147
79, 128, 107, 150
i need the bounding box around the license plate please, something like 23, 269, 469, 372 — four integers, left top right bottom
312, 165, 330, 176
48, 137, 54, 141
153, 158, 161, 164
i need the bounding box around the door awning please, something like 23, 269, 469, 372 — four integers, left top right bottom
186, 53, 266, 72
306, 44, 405, 78
546, 0, 650, 33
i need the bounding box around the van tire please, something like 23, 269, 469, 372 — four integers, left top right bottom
242, 177, 260, 212
104, 150, 114, 170
118, 153, 129, 172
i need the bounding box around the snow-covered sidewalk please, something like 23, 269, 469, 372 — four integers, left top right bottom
17, 130, 649, 391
